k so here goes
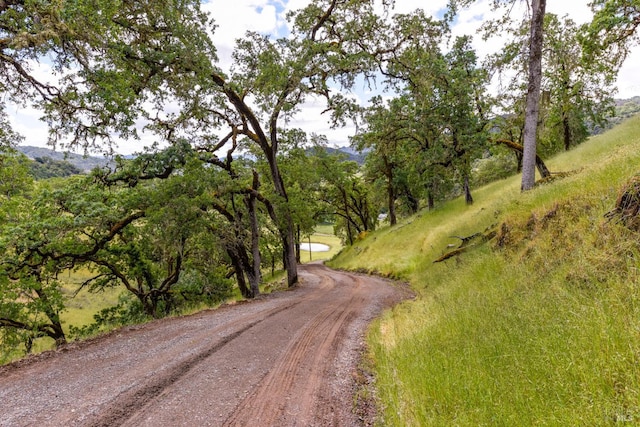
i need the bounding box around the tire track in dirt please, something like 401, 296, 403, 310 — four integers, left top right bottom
91, 274, 340, 426
221, 267, 367, 426
0, 264, 412, 427
87, 302, 300, 427
0, 294, 307, 427
309, 273, 368, 425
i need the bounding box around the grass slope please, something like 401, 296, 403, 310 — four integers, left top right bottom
328, 115, 640, 426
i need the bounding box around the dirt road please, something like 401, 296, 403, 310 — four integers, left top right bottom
0, 263, 411, 426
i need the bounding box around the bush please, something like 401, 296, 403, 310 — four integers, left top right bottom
471, 151, 518, 187
172, 269, 234, 311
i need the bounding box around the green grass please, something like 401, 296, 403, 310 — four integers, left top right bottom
329, 115, 640, 426
0, 269, 125, 363
59, 267, 124, 330
299, 224, 343, 263
28, 224, 341, 354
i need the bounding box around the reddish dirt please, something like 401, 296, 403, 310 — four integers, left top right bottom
0, 263, 412, 426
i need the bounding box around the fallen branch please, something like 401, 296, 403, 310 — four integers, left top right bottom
450, 232, 483, 247
433, 229, 497, 263
495, 139, 551, 179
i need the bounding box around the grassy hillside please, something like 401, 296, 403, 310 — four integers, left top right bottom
329, 115, 640, 425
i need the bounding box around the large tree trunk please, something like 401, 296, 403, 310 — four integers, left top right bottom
210, 74, 298, 287
346, 221, 354, 245
387, 182, 397, 226
521, 0, 546, 191
227, 246, 252, 299
383, 156, 397, 226
247, 204, 261, 298
139, 292, 158, 319
247, 171, 261, 297
265, 149, 298, 287
427, 191, 435, 210
341, 189, 354, 245
464, 175, 474, 205
295, 225, 301, 264
33, 287, 67, 347
283, 224, 298, 286
46, 323, 66, 348
563, 113, 571, 151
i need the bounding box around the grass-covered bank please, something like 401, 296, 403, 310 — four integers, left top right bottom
328, 115, 640, 425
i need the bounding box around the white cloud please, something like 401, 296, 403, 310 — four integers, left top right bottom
617, 49, 640, 98
286, 93, 363, 147
6, 104, 48, 145
548, 1, 592, 24
393, 0, 449, 16
5, 60, 56, 150
203, 0, 283, 70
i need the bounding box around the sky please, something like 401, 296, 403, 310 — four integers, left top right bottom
8, 0, 640, 155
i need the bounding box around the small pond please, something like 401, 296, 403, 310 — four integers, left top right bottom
299, 242, 331, 252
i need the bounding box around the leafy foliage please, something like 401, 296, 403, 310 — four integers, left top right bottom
0, 148, 235, 358
486, 12, 616, 158
309, 146, 377, 245
1, 0, 636, 371
353, 19, 490, 218
28, 156, 82, 179
0, 176, 69, 352
580, 0, 640, 68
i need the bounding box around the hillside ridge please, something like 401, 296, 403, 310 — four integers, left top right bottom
16, 145, 113, 172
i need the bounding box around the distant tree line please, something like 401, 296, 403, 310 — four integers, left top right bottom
28, 156, 82, 179
606, 97, 640, 130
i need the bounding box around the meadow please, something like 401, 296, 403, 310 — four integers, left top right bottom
299, 223, 343, 263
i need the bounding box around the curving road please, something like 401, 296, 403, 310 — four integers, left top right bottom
0, 263, 411, 426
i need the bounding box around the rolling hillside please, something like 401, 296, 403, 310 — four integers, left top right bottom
329, 115, 640, 425
16, 145, 113, 172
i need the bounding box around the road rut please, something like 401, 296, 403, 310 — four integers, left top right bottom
0, 263, 411, 426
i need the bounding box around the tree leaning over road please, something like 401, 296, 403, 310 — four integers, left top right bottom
168, 0, 416, 286
1, 0, 395, 288
0, 147, 244, 356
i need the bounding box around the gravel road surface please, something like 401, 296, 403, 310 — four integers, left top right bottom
0, 263, 411, 426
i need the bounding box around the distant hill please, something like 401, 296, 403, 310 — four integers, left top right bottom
592, 96, 640, 134
28, 156, 83, 179
16, 146, 112, 172
613, 96, 640, 122
614, 95, 640, 107
323, 146, 368, 165
15, 145, 368, 176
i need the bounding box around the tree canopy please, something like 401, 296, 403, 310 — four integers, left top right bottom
1, 0, 635, 359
